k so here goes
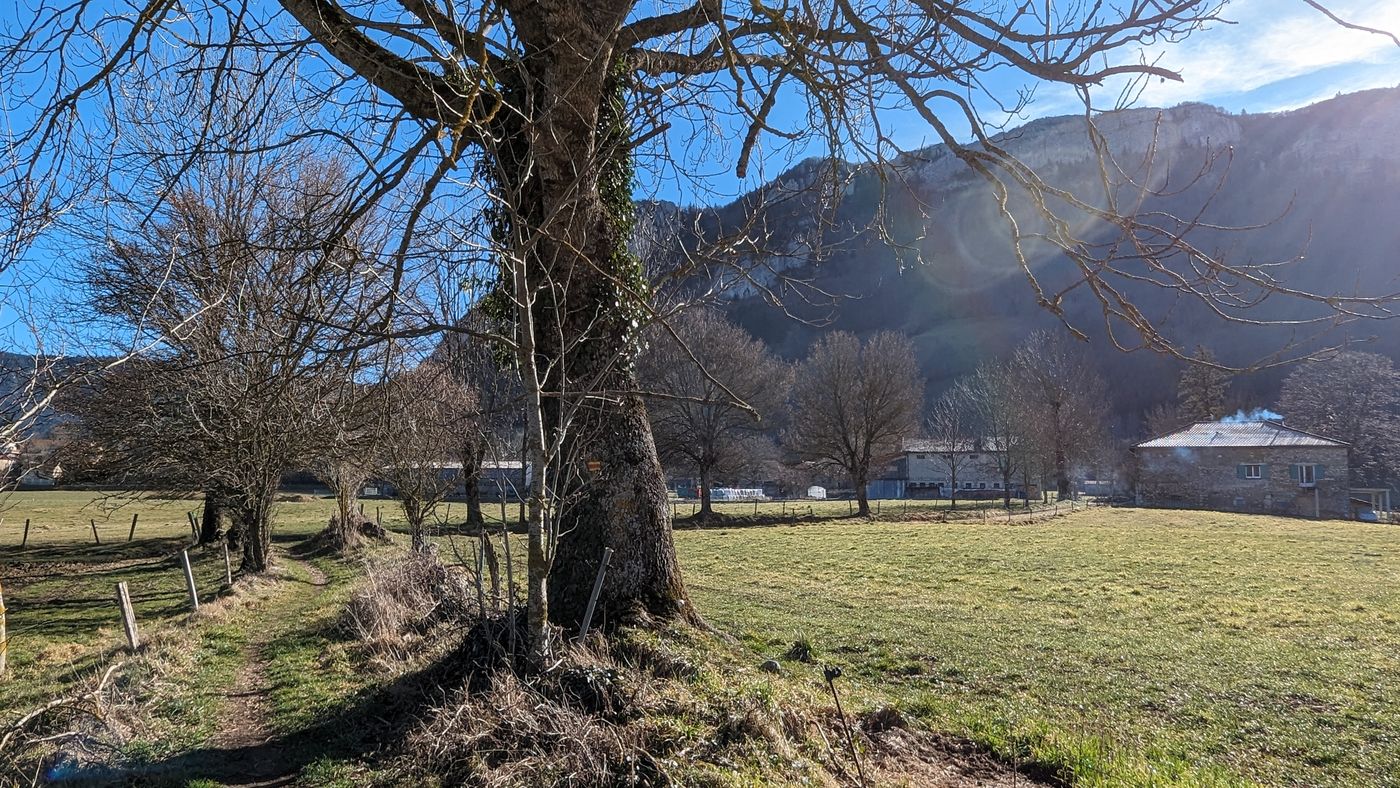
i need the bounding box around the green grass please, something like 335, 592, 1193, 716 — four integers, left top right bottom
7, 491, 1400, 786
0, 491, 337, 721
678, 509, 1400, 786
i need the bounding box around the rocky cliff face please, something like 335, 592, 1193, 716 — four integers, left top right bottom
662, 87, 1400, 432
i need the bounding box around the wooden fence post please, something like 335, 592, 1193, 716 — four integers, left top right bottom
115, 581, 139, 651
187, 511, 198, 540
180, 550, 200, 611
578, 547, 615, 640
90, 519, 101, 545
0, 575, 8, 675
223, 542, 233, 587
473, 544, 486, 612
21, 518, 29, 548
128, 512, 139, 541
502, 524, 515, 607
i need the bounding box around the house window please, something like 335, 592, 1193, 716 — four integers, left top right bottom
979, 482, 987, 489
963, 482, 972, 489
994, 482, 1002, 489
1299, 464, 1316, 484
1244, 464, 1262, 479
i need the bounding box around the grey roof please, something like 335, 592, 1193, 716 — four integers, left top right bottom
1135, 420, 1348, 449
903, 437, 1008, 453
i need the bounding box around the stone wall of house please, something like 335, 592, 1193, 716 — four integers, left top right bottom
1135, 445, 1350, 518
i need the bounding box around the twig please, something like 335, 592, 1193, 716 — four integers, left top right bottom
823, 665, 867, 787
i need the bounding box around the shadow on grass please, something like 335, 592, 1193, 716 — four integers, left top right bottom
90, 627, 497, 787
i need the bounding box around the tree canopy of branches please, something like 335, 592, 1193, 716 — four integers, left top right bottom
1178, 346, 1231, 423
639, 310, 790, 518
925, 385, 978, 509
6, 0, 1399, 652
788, 331, 921, 516
433, 316, 523, 526
379, 363, 477, 551
1012, 331, 1109, 497
958, 360, 1030, 509
71, 142, 385, 572
1277, 352, 1400, 489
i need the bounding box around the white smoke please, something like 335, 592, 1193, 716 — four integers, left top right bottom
1221, 408, 1283, 423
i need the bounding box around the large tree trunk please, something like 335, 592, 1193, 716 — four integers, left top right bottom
463, 442, 485, 525
698, 466, 713, 519
855, 472, 871, 517
199, 490, 223, 545
239, 484, 276, 573
238, 475, 278, 573
510, 3, 688, 633
330, 483, 360, 551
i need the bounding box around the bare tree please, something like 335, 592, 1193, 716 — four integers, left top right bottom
1144, 402, 1186, 438
434, 317, 523, 527
1012, 331, 1109, 499
379, 363, 476, 551
1178, 346, 1231, 423
925, 384, 978, 509
5, 0, 1399, 654
73, 133, 387, 571
639, 309, 790, 518
310, 381, 389, 551
1278, 352, 1400, 489
960, 361, 1029, 509
789, 331, 922, 516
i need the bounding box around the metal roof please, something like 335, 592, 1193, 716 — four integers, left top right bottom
1135, 420, 1348, 449
903, 437, 1009, 453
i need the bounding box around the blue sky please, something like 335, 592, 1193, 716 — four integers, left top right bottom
639, 0, 1400, 203
4, 0, 1399, 353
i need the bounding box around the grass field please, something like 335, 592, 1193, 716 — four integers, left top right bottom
679, 510, 1400, 786
0, 492, 338, 719
3, 492, 1399, 786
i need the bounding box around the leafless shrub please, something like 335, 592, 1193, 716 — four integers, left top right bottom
341, 552, 475, 656
0, 662, 125, 785
400, 642, 667, 787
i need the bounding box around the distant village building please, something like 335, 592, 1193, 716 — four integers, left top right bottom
1134, 420, 1350, 518
368, 460, 531, 502
892, 438, 1026, 499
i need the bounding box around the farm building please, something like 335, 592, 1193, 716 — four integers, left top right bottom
367, 460, 532, 502
893, 438, 1028, 499
1134, 420, 1350, 518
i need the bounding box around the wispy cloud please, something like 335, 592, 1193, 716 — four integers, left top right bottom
1131, 0, 1400, 107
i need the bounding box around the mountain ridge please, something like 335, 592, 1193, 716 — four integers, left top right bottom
670, 86, 1400, 432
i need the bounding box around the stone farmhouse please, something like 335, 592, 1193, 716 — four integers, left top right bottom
1133, 420, 1350, 518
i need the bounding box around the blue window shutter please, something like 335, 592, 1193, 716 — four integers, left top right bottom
1262, 464, 1271, 479
1289, 464, 1300, 482
1237, 464, 1247, 479
1317, 465, 1327, 481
